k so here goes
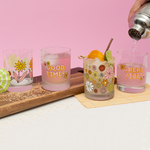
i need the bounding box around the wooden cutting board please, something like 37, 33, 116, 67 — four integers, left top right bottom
0, 67, 84, 118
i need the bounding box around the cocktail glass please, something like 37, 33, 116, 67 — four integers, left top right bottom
117, 50, 148, 93
83, 57, 115, 100
41, 47, 71, 91
3, 49, 33, 92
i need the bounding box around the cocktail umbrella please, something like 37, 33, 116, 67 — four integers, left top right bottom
0, 68, 11, 93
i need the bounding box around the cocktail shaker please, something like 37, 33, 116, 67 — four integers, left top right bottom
128, 1, 150, 40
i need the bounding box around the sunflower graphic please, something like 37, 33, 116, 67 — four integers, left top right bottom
47, 61, 50, 66
101, 79, 109, 87
120, 64, 125, 70
29, 58, 33, 70
63, 72, 68, 79
92, 71, 98, 79
15, 60, 26, 72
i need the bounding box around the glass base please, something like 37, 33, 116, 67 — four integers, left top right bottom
85, 92, 114, 101
42, 82, 70, 91
7, 85, 33, 92
117, 84, 145, 93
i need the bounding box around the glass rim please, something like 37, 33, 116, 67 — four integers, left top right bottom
117, 50, 148, 57
41, 46, 71, 54
3, 48, 33, 55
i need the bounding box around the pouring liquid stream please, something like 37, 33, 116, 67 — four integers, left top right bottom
131, 39, 137, 64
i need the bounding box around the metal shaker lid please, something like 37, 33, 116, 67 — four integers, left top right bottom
128, 24, 145, 40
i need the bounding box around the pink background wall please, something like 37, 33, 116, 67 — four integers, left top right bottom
0, 0, 150, 76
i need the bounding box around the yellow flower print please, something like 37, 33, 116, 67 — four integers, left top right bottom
92, 71, 98, 79
89, 77, 93, 81
92, 80, 97, 84
88, 70, 92, 75
47, 61, 50, 66
63, 72, 68, 79
8, 54, 20, 68
108, 83, 114, 92
120, 64, 125, 70
85, 73, 89, 79
29, 58, 33, 70
15, 60, 26, 72
98, 78, 101, 82
101, 79, 109, 87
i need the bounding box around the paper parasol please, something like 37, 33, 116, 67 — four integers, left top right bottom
0, 68, 11, 93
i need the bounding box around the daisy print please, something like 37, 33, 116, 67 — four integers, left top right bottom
105, 68, 113, 79
85, 81, 94, 92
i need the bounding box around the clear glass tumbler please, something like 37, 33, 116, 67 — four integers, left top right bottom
3, 49, 33, 92
117, 50, 148, 93
83, 57, 115, 100
41, 47, 71, 91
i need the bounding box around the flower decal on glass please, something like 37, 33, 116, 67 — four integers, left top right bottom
120, 64, 125, 70
8, 54, 20, 68
92, 65, 96, 71
88, 70, 92, 75
47, 61, 50, 66
44, 61, 47, 66
85, 73, 89, 79
96, 83, 101, 88
44, 61, 47, 69
101, 79, 109, 87
98, 78, 101, 82
99, 73, 104, 77
105, 68, 113, 79
63, 72, 68, 79
89, 77, 93, 81
94, 89, 98, 93
29, 58, 33, 70
85, 81, 94, 92
15, 60, 26, 72
108, 83, 114, 92
99, 65, 105, 71
92, 80, 97, 85
100, 87, 106, 94
92, 71, 98, 79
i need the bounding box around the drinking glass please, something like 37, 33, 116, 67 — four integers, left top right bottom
41, 47, 71, 91
83, 57, 115, 100
3, 49, 33, 92
117, 50, 148, 93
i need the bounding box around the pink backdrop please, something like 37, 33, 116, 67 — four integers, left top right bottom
0, 0, 150, 76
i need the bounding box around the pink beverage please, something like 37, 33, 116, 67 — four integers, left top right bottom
41, 47, 71, 91
117, 63, 147, 93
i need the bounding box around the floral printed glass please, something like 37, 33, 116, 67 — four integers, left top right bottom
117, 50, 148, 93
83, 57, 115, 100
3, 49, 33, 92
41, 47, 71, 91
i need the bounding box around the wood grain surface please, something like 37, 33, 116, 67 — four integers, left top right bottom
0, 68, 84, 118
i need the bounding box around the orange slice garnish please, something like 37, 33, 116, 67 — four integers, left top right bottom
87, 50, 104, 61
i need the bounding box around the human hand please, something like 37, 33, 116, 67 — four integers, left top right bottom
128, 0, 148, 22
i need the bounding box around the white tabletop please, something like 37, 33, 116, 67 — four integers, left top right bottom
1, 73, 150, 150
